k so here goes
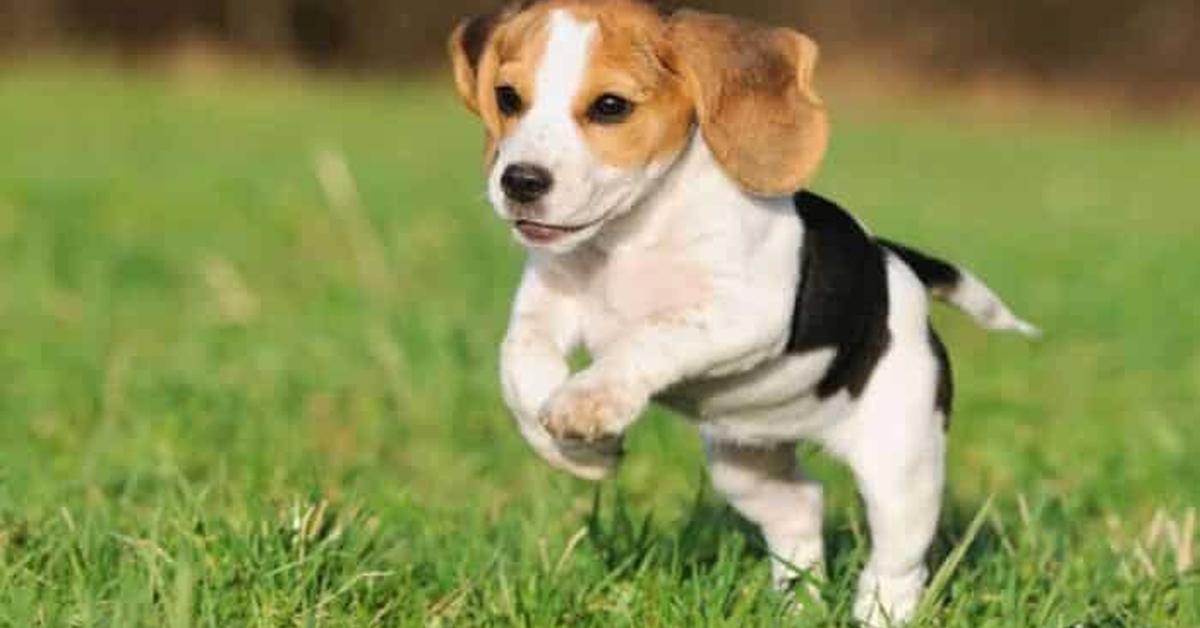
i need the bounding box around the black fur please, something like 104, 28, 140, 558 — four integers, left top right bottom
787, 191, 892, 399
929, 326, 954, 417
878, 238, 961, 292
459, 11, 502, 72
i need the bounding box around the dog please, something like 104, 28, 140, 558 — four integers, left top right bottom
448, 1, 1037, 623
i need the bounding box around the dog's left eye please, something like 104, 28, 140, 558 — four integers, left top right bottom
587, 93, 635, 124
495, 85, 524, 117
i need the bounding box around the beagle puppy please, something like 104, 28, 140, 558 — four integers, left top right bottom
448, 1, 1036, 624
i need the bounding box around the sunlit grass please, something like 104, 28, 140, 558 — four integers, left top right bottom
0, 65, 1196, 626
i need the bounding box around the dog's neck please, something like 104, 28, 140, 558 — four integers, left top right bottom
535, 131, 794, 278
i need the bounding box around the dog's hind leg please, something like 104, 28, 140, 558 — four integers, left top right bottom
835, 355, 946, 625
820, 256, 948, 626
845, 414, 944, 626
704, 439, 825, 593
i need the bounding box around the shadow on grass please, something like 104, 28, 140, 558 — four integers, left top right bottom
583, 477, 763, 580
581, 475, 1007, 603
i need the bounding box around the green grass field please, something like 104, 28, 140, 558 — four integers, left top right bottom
0, 65, 1197, 626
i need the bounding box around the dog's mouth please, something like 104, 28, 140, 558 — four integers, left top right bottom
512, 215, 607, 245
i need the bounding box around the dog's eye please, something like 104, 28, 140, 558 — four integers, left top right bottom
587, 93, 635, 124
495, 85, 524, 117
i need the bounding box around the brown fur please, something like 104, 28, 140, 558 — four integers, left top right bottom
451, 5, 552, 164
574, 3, 693, 168
667, 10, 829, 196
449, 0, 829, 194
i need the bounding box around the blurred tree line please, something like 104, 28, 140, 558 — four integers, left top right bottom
2, 0, 1198, 96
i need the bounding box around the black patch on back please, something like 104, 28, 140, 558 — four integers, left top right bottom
929, 326, 954, 419
877, 238, 961, 291
787, 191, 892, 398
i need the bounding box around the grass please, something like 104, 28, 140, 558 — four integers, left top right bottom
0, 64, 1197, 626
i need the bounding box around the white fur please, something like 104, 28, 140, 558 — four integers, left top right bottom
944, 269, 1041, 337
492, 12, 1026, 625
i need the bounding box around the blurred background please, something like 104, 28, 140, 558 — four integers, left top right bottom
2, 0, 1199, 105
0, 1, 1197, 625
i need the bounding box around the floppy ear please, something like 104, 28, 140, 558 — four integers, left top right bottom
449, 12, 503, 115
667, 11, 829, 196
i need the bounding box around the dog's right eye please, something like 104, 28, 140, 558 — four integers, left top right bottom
587, 93, 635, 125
495, 86, 524, 117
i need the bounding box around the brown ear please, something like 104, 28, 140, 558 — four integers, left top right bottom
667, 11, 829, 196
449, 12, 503, 115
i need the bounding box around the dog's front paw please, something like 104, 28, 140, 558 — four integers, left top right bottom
540, 377, 644, 445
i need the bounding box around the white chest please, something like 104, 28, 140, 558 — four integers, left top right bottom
577, 248, 714, 355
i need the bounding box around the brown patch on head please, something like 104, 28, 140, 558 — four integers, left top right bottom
449, 2, 555, 163
666, 10, 829, 196
567, 1, 693, 169
449, 11, 499, 115
451, 1, 692, 170
449, 1, 827, 192
481, 10, 553, 142
449, 1, 556, 104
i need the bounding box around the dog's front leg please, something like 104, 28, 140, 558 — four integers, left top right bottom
500, 267, 621, 481
542, 289, 790, 445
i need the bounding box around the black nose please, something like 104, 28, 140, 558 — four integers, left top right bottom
501, 163, 554, 203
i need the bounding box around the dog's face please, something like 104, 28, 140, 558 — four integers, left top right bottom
450, 0, 829, 253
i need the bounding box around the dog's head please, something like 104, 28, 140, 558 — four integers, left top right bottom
450, 0, 828, 253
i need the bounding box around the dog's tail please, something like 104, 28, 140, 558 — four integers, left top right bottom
880, 239, 1040, 337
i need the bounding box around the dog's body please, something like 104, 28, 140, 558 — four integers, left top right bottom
449, 1, 1035, 623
